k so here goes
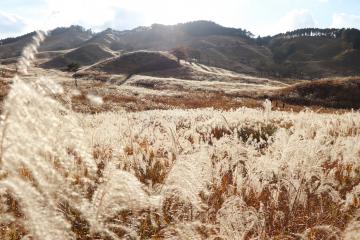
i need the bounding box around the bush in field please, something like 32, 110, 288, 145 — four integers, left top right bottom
66, 62, 80, 72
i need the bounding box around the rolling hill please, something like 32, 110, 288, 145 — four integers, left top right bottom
40, 44, 116, 70
39, 25, 93, 51
84, 21, 271, 75
271, 76, 360, 109
80, 22, 360, 78
89, 50, 180, 74
0, 31, 37, 60
0, 25, 93, 60
1, 21, 360, 78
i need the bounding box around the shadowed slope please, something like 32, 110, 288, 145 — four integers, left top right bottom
40, 44, 116, 70
272, 77, 360, 109
39, 25, 93, 51
90, 50, 180, 74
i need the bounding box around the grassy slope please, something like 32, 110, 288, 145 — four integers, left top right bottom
272, 77, 360, 109
40, 44, 116, 69
90, 51, 180, 74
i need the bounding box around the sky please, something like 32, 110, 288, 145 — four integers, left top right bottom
0, 0, 360, 38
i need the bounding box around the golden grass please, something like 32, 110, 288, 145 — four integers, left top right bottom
1, 105, 360, 239
273, 76, 360, 109
0, 46, 359, 238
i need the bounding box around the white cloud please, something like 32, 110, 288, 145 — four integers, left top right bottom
39, 0, 123, 30
0, 0, 125, 37
331, 13, 360, 29
117, 0, 248, 29
280, 9, 316, 31
0, 11, 27, 38
255, 9, 316, 36
97, 9, 145, 31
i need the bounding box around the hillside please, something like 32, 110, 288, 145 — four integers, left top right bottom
39, 25, 93, 51
1, 21, 360, 78
0, 32, 37, 60
271, 77, 360, 109
89, 50, 180, 74
85, 21, 254, 51
81, 22, 360, 78
85, 21, 272, 75
0, 25, 93, 60
259, 28, 360, 78
40, 44, 116, 70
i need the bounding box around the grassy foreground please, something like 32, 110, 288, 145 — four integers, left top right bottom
0, 77, 359, 239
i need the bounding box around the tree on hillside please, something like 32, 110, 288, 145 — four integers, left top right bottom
187, 48, 201, 64
171, 47, 187, 63
342, 28, 360, 50
67, 62, 80, 72
256, 36, 272, 46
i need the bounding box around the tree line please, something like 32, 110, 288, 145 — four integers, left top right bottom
274, 28, 344, 39
276, 28, 360, 49
0, 32, 37, 45
255, 28, 360, 50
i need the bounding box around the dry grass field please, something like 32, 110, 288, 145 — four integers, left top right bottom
0, 31, 359, 240
0, 77, 359, 239
272, 77, 360, 109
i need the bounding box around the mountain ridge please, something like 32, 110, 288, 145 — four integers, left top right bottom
1, 20, 360, 79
